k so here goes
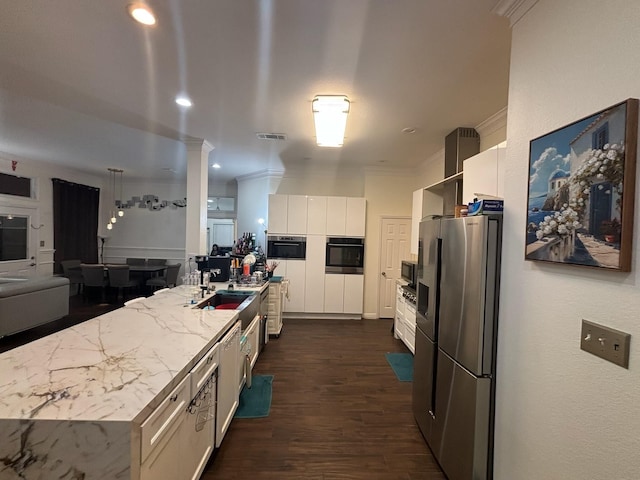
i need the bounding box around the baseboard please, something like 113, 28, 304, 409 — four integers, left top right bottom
282, 312, 362, 320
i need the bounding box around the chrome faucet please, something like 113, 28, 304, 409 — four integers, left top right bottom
210, 268, 222, 277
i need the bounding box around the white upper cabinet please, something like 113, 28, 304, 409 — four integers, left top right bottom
268, 194, 288, 234
345, 197, 366, 237
326, 197, 347, 235
307, 196, 327, 234
287, 195, 308, 234
411, 188, 423, 255
462, 141, 507, 204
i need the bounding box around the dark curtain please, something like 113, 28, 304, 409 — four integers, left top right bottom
52, 178, 100, 273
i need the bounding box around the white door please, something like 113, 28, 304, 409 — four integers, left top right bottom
378, 217, 411, 318
0, 206, 39, 277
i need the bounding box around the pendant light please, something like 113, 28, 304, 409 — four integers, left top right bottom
117, 170, 125, 217
110, 169, 117, 224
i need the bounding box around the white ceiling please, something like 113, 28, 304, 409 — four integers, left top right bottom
0, 1, 511, 188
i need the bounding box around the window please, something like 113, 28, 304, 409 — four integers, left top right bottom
0, 173, 32, 198
592, 123, 609, 150
0, 215, 28, 261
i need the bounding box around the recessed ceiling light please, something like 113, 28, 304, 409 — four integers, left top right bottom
207, 199, 213, 203
402, 127, 417, 134
211, 163, 221, 169
175, 96, 192, 108
127, 3, 156, 26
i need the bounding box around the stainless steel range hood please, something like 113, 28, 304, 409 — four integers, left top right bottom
442, 127, 479, 215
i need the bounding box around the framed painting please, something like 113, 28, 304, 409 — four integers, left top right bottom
525, 98, 638, 271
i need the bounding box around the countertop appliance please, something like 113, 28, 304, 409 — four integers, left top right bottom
267, 235, 306, 259
413, 215, 502, 480
401, 260, 417, 288
325, 237, 364, 274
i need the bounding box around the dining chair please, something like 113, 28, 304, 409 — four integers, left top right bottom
147, 258, 167, 266
146, 263, 181, 291
106, 264, 139, 302
80, 264, 108, 302
61, 259, 83, 295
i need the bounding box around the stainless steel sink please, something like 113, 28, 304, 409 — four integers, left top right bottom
198, 290, 258, 330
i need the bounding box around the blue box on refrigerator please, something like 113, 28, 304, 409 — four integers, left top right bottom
467, 199, 504, 216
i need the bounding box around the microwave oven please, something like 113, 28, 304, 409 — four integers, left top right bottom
267, 235, 307, 259
401, 260, 417, 287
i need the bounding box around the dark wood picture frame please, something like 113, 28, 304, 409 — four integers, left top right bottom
525, 98, 638, 271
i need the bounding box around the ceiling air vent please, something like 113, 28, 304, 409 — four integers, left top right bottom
256, 133, 287, 141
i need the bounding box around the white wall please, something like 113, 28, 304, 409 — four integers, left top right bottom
0, 154, 103, 274
103, 180, 187, 265
495, 2, 640, 479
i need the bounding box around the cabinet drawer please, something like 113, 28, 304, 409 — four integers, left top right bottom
190, 343, 219, 395
140, 375, 190, 462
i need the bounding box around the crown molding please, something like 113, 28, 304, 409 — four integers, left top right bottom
491, 0, 539, 26
184, 138, 215, 154
235, 168, 285, 182
475, 107, 508, 138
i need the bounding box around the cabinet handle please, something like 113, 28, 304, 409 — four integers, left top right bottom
207, 355, 213, 364
170, 394, 178, 402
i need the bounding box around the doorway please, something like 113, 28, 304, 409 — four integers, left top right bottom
378, 216, 412, 318
0, 206, 39, 277
207, 218, 236, 253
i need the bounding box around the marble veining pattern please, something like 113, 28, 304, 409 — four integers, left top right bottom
0, 286, 240, 422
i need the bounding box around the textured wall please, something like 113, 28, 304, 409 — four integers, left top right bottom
495, 1, 640, 479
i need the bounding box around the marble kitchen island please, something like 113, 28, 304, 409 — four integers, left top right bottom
0, 284, 255, 480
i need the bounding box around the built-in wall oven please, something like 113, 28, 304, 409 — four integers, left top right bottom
325, 237, 364, 274
267, 235, 307, 259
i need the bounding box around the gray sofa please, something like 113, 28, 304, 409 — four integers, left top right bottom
0, 276, 70, 338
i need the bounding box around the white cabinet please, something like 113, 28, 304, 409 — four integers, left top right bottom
343, 274, 364, 314
216, 321, 240, 447
183, 344, 219, 480
140, 376, 190, 480
326, 197, 347, 235
282, 259, 305, 312
268, 281, 285, 336
245, 314, 260, 368
323, 274, 364, 315
287, 195, 308, 234
307, 196, 327, 234
323, 274, 344, 313
268, 194, 288, 234
404, 302, 416, 354
462, 141, 507, 205
394, 284, 405, 342
325, 196, 366, 236
304, 234, 326, 312
346, 197, 366, 237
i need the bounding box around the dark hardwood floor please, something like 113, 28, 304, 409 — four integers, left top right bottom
203, 319, 445, 480
0, 296, 445, 479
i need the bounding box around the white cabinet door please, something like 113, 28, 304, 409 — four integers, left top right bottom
304, 234, 326, 313
216, 322, 240, 447
496, 141, 506, 199
246, 314, 260, 368
411, 189, 423, 255
324, 274, 344, 313
140, 417, 186, 480
283, 259, 305, 312
307, 196, 327, 234
326, 197, 347, 235
268, 194, 288, 234
287, 195, 308, 234
462, 146, 498, 205
343, 274, 364, 314
345, 198, 366, 237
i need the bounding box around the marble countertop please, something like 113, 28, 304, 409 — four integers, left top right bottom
0, 283, 267, 424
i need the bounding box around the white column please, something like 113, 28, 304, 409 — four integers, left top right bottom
184, 139, 214, 264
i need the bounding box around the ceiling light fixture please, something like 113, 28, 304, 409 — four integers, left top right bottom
312, 95, 350, 147
175, 96, 192, 108
127, 3, 156, 26
211, 163, 221, 169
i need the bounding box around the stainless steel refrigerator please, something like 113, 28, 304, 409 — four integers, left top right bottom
412, 215, 502, 480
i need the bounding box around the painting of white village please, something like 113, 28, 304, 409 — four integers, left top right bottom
525, 100, 636, 270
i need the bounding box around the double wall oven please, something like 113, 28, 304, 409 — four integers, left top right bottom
325, 237, 364, 274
